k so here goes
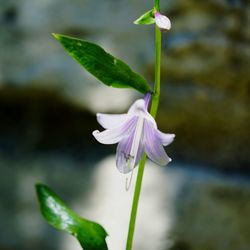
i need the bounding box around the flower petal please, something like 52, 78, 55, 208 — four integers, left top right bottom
144, 120, 171, 166
96, 113, 129, 129
116, 116, 145, 174
154, 12, 171, 31
156, 131, 175, 146
116, 132, 144, 174
134, 139, 144, 166
92, 117, 136, 145
143, 110, 157, 128
116, 133, 133, 174
128, 99, 146, 115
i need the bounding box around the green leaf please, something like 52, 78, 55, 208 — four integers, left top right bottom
134, 9, 155, 25
53, 34, 151, 94
36, 184, 108, 250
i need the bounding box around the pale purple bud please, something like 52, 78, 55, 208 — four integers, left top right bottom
154, 12, 171, 31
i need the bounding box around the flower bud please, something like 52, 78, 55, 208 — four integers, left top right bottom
154, 12, 171, 31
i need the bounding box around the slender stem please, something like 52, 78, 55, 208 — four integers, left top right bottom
154, 0, 160, 11
125, 1, 162, 250
125, 154, 147, 250
151, 25, 161, 118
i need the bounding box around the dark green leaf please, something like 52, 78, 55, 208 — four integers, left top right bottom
53, 34, 151, 94
36, 184, 108, 250
134, 9, 155, 25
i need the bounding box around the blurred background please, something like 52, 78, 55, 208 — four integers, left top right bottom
0, 0, 250, 249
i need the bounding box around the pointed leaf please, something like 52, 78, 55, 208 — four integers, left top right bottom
36, 184, 108, 250
53, 34, 151, 94
134, 9, 155, 25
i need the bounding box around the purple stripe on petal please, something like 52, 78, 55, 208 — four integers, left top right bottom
116, 131, 134, 174
144, 93, 151, 110
92, 116, 136, 145
144, 110, 157, 129
144, 120, 171, 166
97, 113, 128, 129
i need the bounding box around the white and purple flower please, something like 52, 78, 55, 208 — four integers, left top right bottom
92, 94, 175, 174
154, 12, 171, 31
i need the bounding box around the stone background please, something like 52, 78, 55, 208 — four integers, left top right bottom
0, 0, 250, 250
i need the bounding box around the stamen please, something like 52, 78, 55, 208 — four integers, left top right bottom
125, 167, 134, 191
123, 152, 134, 162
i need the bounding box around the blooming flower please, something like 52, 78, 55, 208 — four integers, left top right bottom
154, 12, 171, 31
92, 94, 175, 174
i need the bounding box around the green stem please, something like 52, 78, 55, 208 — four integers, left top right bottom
125, 1, 162, 250
151, 25, 161, 119
125, 154, 147, 250
154, 0, 160, 11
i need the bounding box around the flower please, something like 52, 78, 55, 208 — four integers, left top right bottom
154, 12, 171, 31
92, 94, 175, 174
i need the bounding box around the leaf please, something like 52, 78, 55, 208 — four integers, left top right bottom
134, 9, 155, 25
36, 184, 108, 250
53, 34, 151, 94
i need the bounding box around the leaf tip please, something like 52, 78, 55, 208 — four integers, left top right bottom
35, 183, 51, 199
35, 183, 43, 193
133, 19, 139, 25
52, 33, 61, 41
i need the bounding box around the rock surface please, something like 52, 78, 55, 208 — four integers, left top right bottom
168, 168, 250, 250
1, 2, 250, 250
158, 0, 250, 172
0, 0, 250, 170
1, 0, 249, 171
